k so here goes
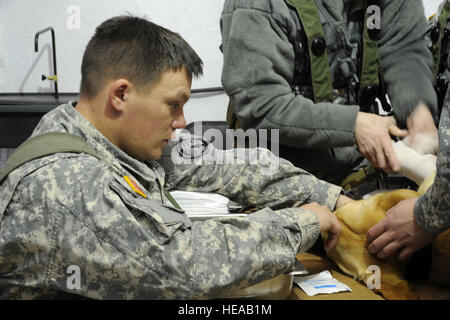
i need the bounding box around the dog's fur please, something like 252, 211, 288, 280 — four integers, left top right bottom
323, 173, 450, 300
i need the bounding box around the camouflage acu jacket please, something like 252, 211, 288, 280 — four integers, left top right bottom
415, 90, 450, 235
0, 102, 341, 299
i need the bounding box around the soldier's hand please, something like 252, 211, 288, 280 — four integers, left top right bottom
355, 112, 407, 174
301, 202, 341, 251
367, 197, 434, 261
402, 104, 439, 155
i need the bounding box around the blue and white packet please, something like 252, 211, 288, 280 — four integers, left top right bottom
294, 270, 352, 296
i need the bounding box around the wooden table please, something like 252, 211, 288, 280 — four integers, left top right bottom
289, 253, 450, 300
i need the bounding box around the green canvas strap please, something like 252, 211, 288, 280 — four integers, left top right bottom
0, 132, 182, 211
432, 1, 450, 78
0, 132, 102, 184
163, 188, 182, 211
285, 0, 334, 102
358, 0, 383, 107
286, 0, 382, 106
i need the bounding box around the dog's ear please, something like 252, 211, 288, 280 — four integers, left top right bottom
417, 171, 436, 195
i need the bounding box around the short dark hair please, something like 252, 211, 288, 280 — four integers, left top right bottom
80, 15, 203, 97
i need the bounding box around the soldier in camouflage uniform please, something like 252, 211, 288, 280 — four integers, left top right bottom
367, 87, 450, 261
0, 16, 350, 299
221, 0, 440, 184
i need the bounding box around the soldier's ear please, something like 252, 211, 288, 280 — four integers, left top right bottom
109, 79, 131, 112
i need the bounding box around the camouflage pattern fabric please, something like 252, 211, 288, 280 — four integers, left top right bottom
415, 88, 450, 235
0, 102, 341, 299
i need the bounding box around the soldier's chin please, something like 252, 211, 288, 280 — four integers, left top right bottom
132, 148, 163, 161
148, 150, 163, 161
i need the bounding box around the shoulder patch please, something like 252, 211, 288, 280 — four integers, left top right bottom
124, 176, 147, 198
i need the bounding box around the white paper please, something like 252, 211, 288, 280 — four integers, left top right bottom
171, 190, 231, 215
294, 271, 352, 296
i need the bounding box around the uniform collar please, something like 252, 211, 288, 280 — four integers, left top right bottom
32, 102, 166, 188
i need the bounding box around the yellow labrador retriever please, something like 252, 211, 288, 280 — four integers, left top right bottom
323, 173, 449, 300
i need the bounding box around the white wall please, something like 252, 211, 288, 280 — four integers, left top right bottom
0, 0, 227, 124
0, 0, 445, 123
424, 0, 444, 18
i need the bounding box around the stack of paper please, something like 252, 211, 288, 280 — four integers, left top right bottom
170, 190, 231, 215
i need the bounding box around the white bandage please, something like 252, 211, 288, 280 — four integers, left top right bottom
402, 132, 439, 155
392, 141, 437, 185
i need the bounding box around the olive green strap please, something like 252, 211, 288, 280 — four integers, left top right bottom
0, 132, 102, 184
163, 188, 182, 211
358, 0, 382, 107
285, 0, 334, 102
432, 2, 450, 78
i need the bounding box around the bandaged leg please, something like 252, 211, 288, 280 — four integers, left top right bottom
402, 132, 439, 155
392, 141, 437, 186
